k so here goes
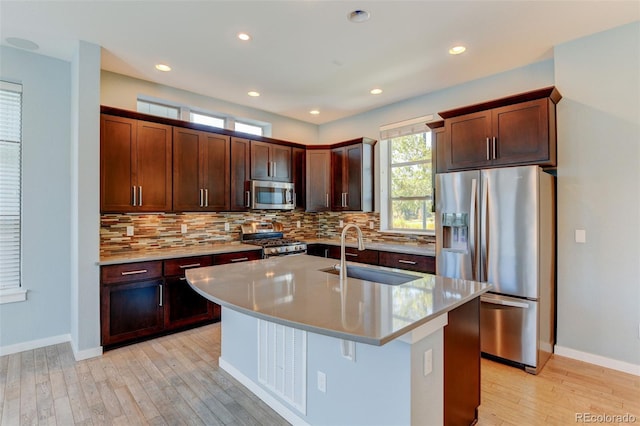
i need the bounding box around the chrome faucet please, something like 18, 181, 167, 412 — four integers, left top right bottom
339, 224, 365, 281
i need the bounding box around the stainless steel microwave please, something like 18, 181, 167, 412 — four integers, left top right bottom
250, 180, 295, 210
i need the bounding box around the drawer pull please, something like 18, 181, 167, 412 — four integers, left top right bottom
179, 263, 201, 269
345, 253, 358, 257
179, 277, 187, 281
120, 269, 148, 276
159, 284, 163, 307
231, 257, 249, 262
398, 260, 417, 265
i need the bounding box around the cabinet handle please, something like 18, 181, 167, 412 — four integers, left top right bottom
204, 189, 209, 207
139, 186, 143, 206
200, 189, 204, 207
179, 263, 201, 269
179, 277, 187, 281
346, 253, 358, 257
267, 161, 272, 177
398, 259, 417, 265
293, 192, 297, 206
132, 186, 137, 206
486, 138, 491, 160
273, 162, 277, 178
492, 137, 497, 160
245, 191, 251, 208
325, 193, 329, 208
159, 284, 163, 307
121, 269, 148, 276
231, 257, 249, 262
323, 249, 329, 258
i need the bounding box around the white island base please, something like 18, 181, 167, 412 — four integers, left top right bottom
219, 308, 448, 426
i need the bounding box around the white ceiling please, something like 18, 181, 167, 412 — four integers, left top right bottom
1, 1, 638, 125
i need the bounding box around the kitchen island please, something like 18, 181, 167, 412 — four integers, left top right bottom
186, 255, 490, 425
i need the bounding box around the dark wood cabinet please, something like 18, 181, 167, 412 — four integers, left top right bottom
378, 251, 435, 273
100, 115, 172, 213
173, 128, 230, 211
327, 246, 379, 265
305, 149, 331, 212
307, 244, 436, 273
444, 297, 481, 426
163, 256, 217, 329
440, 87, 561, 172
213, 249, 262, 265
101, 261, 164, 347
330, 139, 374, 212
306, 244, 330, 258
230, 137, 251, 211
292, 147, 305, 209
251, 141, 292, 182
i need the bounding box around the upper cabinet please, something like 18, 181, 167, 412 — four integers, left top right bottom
292, 147, 306, 209
173, 128, 230, 211
305, 149, 331, 212
330, 138, 375, 212
230, 137, 251, 211
439, 87, 561, 172
250, 141, 292, 182
100, 114, 172, 213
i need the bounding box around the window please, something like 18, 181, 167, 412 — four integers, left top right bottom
380, 115, 435, 233
235, 121, 263, 136
0, 80, 25, 302
136, 100, 179, 119
190, 112, 224, 129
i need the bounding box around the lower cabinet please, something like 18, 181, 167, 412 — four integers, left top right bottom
327, 246, 379, 265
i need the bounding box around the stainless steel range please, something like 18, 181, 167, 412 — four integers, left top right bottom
240, 221, 307, 258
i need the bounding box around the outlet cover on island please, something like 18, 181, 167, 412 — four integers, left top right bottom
575, 229, 586, 243
224, 222, 230, 232
317, 371, 326, 393
126, 226, 134, 237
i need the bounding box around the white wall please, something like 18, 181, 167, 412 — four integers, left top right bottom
554, 22, 640, 368
100, 71, 319, 144
0, 47, 72, 348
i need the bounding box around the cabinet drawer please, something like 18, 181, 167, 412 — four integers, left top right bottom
328, 246, 379, 265
164, 255, 213, 277
378, 252, 435, 274
101, 261, 162, 284
213, 249, 262, 265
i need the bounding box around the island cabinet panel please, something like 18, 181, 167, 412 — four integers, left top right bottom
230, 137, 251, 211
163, 256, 217, 329
100, 114, 172, 213
444, 297, 481, 426
327, 246, 379, 265
378, 251, 435, 274
213, 249, 262, 265
305, 149, 331, 212
250, 141, 292, 182
173, 128, 230, 211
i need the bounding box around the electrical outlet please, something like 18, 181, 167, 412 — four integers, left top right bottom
339, 220, 344, 227
423, 349, 433, 376
369, 221, 374, 229
181, 224, 187, 234
575, 229, 586, 243
317, 371, 326, 393
126, 226, 134, 237
296, 220, 301, 228
224, 222, 230, 232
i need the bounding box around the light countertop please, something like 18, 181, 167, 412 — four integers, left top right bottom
307, 239, 436, 256
186, 255, 490, 345
98, 243, 261, 265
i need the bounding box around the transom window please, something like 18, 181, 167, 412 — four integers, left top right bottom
190, 112, 224, 129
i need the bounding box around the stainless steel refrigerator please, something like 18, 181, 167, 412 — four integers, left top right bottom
435, 165, 555, 374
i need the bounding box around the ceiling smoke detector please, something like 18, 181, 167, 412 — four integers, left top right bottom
348, 10, 370, 23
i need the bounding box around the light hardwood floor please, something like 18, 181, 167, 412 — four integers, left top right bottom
1, 323, 638, 425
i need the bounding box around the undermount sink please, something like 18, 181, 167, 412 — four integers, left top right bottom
320, 265, 419, 286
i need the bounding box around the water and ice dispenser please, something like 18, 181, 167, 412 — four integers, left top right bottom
441, 213, 469, 252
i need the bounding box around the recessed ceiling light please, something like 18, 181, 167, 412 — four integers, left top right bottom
248, 91, 260, 97
238, 33, 251, 41
5, 37, 39, 51
449, 45, 466, 55
348, 9, 370, 23
155, 63, 172, 72
310, 110, 320, 115
370, 88, 383, 95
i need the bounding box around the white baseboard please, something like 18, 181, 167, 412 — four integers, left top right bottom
72, 345, 103, 361
219, 357, 310, 426
554, 345, 640, 376
0, 333, 71, 356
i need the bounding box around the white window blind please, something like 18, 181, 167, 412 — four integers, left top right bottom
0, 81, 22, 291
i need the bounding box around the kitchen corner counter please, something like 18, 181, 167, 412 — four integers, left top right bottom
98, 243, 260, 265
305, 238, 436, 256
186, 254, 489, 345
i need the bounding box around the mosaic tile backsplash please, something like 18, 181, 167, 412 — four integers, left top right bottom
100, 210, 436, 256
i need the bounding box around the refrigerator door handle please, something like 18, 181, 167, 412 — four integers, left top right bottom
469, 178, 478, 280
481, 295, 529, 309
481, 176, 489, 282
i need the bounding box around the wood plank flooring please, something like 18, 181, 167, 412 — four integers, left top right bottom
1, 323, 638, 425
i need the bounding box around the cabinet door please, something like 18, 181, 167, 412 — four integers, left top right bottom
250, 141, 271, 180
165, 277, 216, 329
446, 111, 492, 170
306, 244, 330, 258
378, 252, 435, 273
271, 145, 292, 182
100, 115, 136, 212
202, 133, 230, 211
292, 147, 305, 208
327, 246, 379, 265
135, 121, 173, 211
492, 98, 550, 166
230, 137, 251, 211
345, 144, 362, 210
306, 150, 331, 212
101, 279, 164, 346
331, 147, 347, 210
213, 249, 262, 265
172, 127, 202, 211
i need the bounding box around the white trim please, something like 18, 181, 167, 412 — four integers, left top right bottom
0, 287, 27, 304
554, 345, 640, 376
219, 357, 311, 426
72, 345, 103, 361
398, 313, 447, 344
380, 114, 435, 132
0, 333, 70, 356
